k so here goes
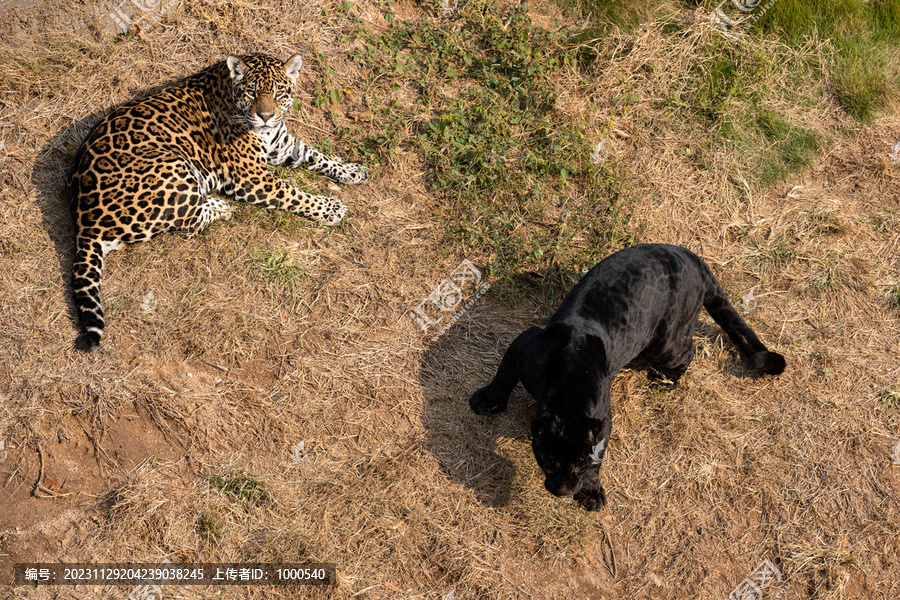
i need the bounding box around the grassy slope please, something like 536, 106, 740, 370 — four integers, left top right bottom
0, 0, 899, 599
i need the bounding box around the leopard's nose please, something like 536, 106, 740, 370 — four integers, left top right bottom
259, 112, 274, 122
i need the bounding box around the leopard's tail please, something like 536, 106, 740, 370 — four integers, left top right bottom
702, 273, 786, 375
72, 233, 107, 352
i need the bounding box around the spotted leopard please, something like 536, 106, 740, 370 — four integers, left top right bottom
69, 53, 368, 351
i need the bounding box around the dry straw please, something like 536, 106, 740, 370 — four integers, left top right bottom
0, 0, 898, 598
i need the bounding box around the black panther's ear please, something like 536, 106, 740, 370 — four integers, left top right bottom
584, 333, 607, 367
585, 417, 605, 445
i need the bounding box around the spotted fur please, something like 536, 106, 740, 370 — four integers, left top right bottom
69, 54, 368, 351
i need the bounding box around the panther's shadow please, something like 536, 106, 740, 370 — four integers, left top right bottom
419, 294, 550, 508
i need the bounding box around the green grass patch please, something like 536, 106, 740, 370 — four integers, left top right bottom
831, 37, 895, 121
642, 18, 829, 187
347, 0, 638, 294
753, 0, 899, 121
246, 247, 314, 291
683, 37, 821, 185
562, 0, 898, 152
211, 473, 273, 507
692, 45, 771, 121
752, 107, 822, 186
881, 387, 900, 409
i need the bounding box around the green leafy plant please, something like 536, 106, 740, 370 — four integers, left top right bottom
348, 0, 637, 293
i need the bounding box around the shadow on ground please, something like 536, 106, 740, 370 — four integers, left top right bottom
31, 110, 110, 345
418, 294, 544, 508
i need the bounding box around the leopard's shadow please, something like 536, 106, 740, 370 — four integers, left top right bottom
418, 295, 548, 508
31, 82, 181, 339
31, 113, 100, 335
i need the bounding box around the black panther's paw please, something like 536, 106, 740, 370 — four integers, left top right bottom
574, 485, 607, 511
748, 350, 786, 375
647, 366, 686, 390
468, 388, 508, 415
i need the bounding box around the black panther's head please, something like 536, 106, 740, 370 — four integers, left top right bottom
531, 412, 607, 497
531, 323, 611, 498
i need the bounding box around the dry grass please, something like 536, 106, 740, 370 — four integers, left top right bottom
1, 1, 899, 599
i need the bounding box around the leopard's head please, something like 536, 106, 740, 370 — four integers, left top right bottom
226, 54, 303, 131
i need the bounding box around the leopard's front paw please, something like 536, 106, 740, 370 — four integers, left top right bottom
339, 162, 369, 185
317, 198, 348, 226
574, 485, 607, 511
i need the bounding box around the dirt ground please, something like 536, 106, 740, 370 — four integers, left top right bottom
0, 0, 899, 599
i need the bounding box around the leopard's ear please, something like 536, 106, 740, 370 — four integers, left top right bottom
226, 56, 245, 82
285, 54, 303, 82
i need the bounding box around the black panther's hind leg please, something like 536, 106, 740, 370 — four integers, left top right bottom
644, 331, 696, 387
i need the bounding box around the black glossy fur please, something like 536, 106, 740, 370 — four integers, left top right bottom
469, 244, 786, 510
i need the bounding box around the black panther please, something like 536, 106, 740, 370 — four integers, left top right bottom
469, 244, 785, 510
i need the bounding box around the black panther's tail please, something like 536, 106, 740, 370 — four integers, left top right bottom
702, 275, 786, 375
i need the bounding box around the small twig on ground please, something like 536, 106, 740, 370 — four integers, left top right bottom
601, 524, 617, 578
33, 440, 73, 499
